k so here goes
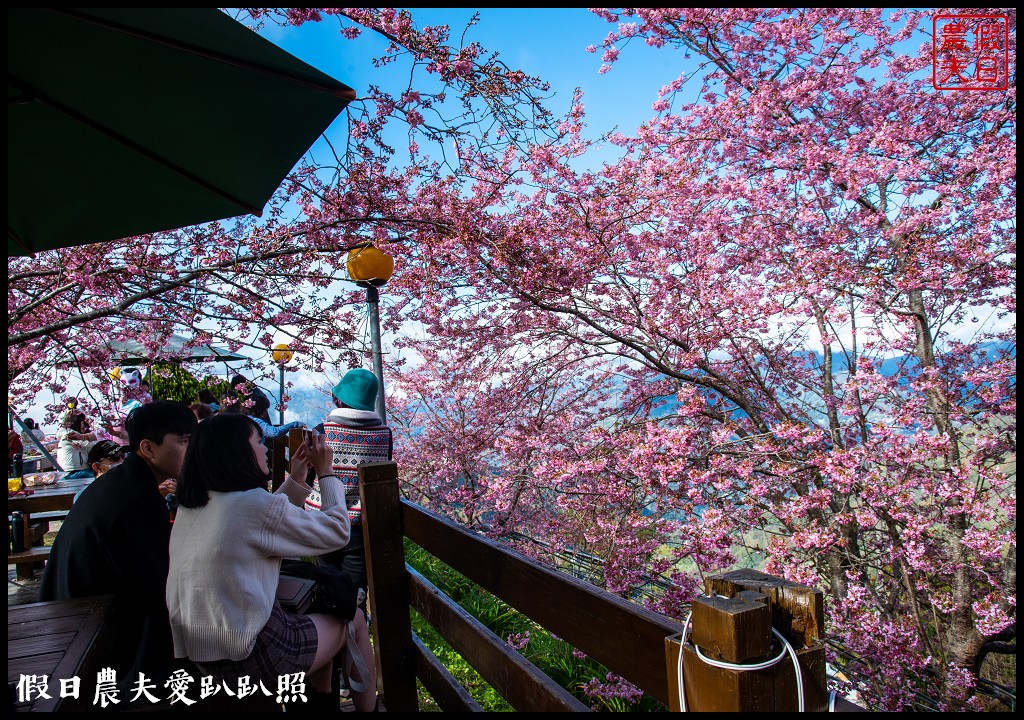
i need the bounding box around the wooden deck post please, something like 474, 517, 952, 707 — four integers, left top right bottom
360, 461, 418, 712
269, 434, 288, 492
665, 570, 828, 712
706, 569, 827, 712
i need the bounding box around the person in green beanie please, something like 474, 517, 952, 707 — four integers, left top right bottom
304, 368, 392, 604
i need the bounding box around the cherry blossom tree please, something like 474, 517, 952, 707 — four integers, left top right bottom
7, 7, 564, 424
6, 7, 1015, 710
382, 8, 1016, 710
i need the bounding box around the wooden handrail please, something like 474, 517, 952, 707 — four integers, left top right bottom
402, 499, 684, 705
408, 565, 590, 711
359, 461, 837, 712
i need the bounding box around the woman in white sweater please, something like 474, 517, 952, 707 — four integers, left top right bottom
166, 413, 376, 711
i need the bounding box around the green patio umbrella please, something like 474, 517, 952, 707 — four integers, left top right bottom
103, 333, 249, 366
56, 332, 248, 367
8, 8, 355, 256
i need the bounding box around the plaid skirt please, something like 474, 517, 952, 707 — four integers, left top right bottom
194, 601, 318, 684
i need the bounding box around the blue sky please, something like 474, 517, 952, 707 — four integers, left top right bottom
246, 8, 691, 423
251, 8, 685, 157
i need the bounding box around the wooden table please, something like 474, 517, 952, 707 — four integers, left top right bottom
8, 595, 114, 712
8, 474, 91, 579
8, 474, 90, 515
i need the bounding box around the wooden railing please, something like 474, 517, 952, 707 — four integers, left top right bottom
357, 461, 865, 712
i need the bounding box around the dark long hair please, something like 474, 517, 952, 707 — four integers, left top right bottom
62, 410, 88, 432
176, 413, 269, 508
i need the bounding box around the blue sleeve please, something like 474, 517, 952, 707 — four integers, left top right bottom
259, 419, 304, 438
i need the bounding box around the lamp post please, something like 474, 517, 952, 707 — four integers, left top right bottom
346, 244, 395, 423
271, 343, 293, 424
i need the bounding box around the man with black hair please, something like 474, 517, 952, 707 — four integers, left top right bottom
40, 400, 198, 697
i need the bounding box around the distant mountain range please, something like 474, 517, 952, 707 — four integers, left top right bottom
646, 340, 1014, 420
276, 341, 1014, 428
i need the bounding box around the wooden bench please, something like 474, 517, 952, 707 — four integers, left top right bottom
8, 545, 51, 580
30, 510, 70, 524
26, 512, 67, 544
9, 512, 64, 580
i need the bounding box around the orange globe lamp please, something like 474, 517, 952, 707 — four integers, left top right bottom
345, 244, 394, 424
346, 244, 395, 287
271, 343, 294, 424
271, 343, 293, 365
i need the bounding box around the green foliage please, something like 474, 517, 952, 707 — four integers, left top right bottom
147, 363, 229, 405
410, 610, 514, 712
403, 539, 668, 712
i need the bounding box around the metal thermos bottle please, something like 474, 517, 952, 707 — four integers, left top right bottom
13, 452, 24, 479
11, 511, 25, 553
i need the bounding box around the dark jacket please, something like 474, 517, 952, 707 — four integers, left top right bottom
39, 453, 176, 687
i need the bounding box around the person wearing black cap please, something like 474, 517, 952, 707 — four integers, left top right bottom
229, 374, 273, 424
86, 439, 126, 479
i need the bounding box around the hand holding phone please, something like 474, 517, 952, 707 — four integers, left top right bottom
288, 438, 310, 482
308, 429, 334, 478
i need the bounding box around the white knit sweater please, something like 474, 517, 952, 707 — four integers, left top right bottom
166, 475, 349, 662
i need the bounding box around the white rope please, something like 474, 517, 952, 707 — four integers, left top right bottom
675, 607, 806, 712
342, 619, 371, 693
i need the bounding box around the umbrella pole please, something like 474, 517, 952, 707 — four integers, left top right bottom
8, 406, 64, 471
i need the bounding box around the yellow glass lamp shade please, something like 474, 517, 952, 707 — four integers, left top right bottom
346, 245, 394, 287
271, 343, 293, 364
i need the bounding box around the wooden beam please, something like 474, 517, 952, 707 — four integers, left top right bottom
269, 434, 287, 492
359, 462, 418, 712
408, 566, 590, 712
402, 500, 683, 706
412, 632, 483, 712
705, 569, 824, 647
690, 594, 771, 663
704, 569, 828, 712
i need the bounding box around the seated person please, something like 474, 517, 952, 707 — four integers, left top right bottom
196, 388, 219, 413
189, 402, 214, 422
55, 407, 99, 472
167, 414, 376, 711
230, 374, 273, 424
8, 429, 23, 476
219, 390, 304, 439
40, 401, 198, 696
304, 369, 392, 609
71, 440, 127, 502
20, 417, 47, 450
